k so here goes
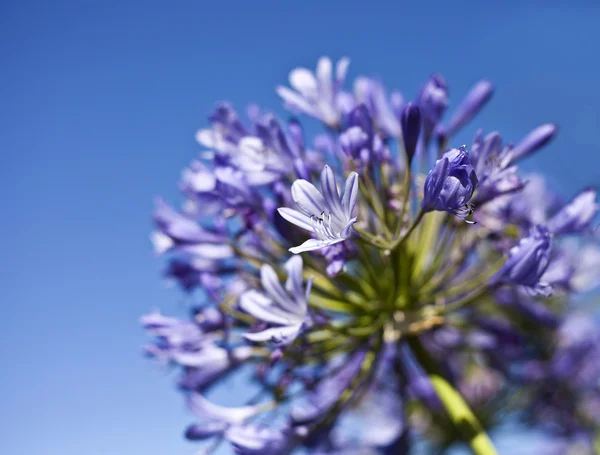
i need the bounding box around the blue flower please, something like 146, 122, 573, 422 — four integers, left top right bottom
276, 56, 350, 128
548, 188, 599, 235
278, 165, 358, 253
492, 225, 553, 295
184, 393, 262, 441
239, 256, 312, 346
421, 146, 478, 220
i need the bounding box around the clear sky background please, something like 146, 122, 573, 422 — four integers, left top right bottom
2, 1, 600, 454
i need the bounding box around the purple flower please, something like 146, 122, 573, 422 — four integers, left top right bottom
444, 80, 493, 137
400, 102, 421, 164
421, 146, 478, 220
468, 130, 525, 204
142, 312, 213, 365
184, 393, 261, 441
278, 165, 359, 253
547, 188, 599, 235
492, 225, 553, 295
177, 345, 253, 391
276, 56, 350, 128
151, 199, 233, 259
239, 256, 312, 346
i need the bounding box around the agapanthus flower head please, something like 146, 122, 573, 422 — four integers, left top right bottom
143, 56, 600, 455
421, 145, 478, 220
278, 165, 358, 253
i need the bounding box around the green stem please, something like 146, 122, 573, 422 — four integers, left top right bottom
390, 210, 425, 251
409, 338, 499, 455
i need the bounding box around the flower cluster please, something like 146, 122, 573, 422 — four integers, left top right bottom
143, 57, 600, 455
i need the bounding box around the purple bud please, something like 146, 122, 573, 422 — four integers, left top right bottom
418, 73, 448, 143
492, 225, 553, 293
509, 123, 558, 163
446, 80, 493, 137
400, 102, 421, 163
421, 146, 478, 221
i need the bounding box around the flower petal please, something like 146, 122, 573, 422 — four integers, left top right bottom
291, 179, 327, 216
341, 172, 359, 219
320, 165, 344, 219
260, 264, 299, 315
289, 68, 318, 98
244, 324, 302, 346
289, 237, 344, 254
277, 208, 315, 232
276, 86, 317, 115
187, 393, 259, 424
239, 290, 294, 325
284, 255, 304, 300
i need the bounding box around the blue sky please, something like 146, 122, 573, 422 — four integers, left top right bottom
1, 1, 599, 454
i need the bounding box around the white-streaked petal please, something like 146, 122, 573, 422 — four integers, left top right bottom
260, 264, 299, 315
335, 57, 351, 85
277, 208, 315, 232
187, 393, 259, 424
289, 237, 344, 254
316, 57, 333, 100
244, 324, 302, 346
276, 86, 317, 115
284, 256, 305, 302
305, 276, 314, 301
292, 179, 327, 216
320, 165, 344, 220
341, 172, 359, 218
239, 290, 294, 325
289, 68, 318, 98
